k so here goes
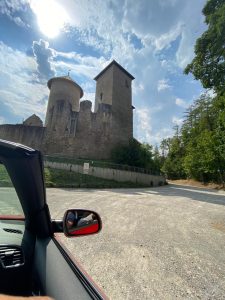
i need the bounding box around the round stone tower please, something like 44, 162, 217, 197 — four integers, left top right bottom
45, 76, 83, 136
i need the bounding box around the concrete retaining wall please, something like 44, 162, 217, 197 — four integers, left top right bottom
44, 161, 166, 187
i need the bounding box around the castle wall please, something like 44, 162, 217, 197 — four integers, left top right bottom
94, 63, 133, 153
43, 100, 115, 159
45, 79, 81, 128
45, 160, 166, 186
112, 64, 133, 143
94, 65, 114, 112
0, 124, 45, 150
0, 62, 135, 160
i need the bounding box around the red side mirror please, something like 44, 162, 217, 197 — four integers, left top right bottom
63, 209, 102, 237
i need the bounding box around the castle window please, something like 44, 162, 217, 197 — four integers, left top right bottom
100, 92, 103, 101
57, 100, 64, 113
69, 111, 78, 136
125, 80, 129, 88
49, 107, 54, 127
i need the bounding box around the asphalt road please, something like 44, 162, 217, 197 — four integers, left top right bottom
46, 184, 225, 299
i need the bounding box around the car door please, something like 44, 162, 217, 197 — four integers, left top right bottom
0, 139, 107, 300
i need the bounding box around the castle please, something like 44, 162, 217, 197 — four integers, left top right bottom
0, 60, 135, 159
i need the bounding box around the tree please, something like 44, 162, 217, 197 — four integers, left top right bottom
162, 0, 225, 184
111, 139, 156, 170
183, 130, 218, 182
184, 0, 225, 93
161, 134, 186, 180
152, 146, 164, 173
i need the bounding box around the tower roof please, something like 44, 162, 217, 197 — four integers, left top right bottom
94, 60, 135, 81
47, 76, 83, 98
23, 114, 43, 127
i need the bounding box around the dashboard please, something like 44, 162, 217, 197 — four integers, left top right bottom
0, 220, 35, 296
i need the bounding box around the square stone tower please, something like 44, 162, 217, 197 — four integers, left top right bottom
94, 60, 135, 146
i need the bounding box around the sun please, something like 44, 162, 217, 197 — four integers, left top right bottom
30, 0, 69, 38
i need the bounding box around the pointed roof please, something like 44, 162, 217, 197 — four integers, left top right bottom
23, 114, 43, 127
94, 60, 135, 81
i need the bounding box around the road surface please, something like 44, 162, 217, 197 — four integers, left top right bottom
46, 184, 225, 299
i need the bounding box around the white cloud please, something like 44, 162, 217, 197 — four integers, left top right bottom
0, 41, 107, 121
150, 128, 173, 145
175, 2, 206, 68
135, 105, 171, 145
135, 108, 152, 143
0, 0, 29, 27
1, 0, 207, 146
52, 48, 109, 81
32, 39, 55, 79
175, 97, 188, 108
0, 42, 48, 120
0, 116, 5, 125
205, 89, 217, 98
157, 79, 171, 92
172, 116, 183, 126
154, 23, 182, 51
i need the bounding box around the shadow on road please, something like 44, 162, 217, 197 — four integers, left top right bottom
102, 184, 225, 206
50, 184, 225, 206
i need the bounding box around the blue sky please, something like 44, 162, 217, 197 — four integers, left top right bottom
0, 0, 207, 145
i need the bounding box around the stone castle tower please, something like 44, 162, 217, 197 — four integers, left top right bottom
45, 76, 83, 135
94, 60, 134, 144
0, 60, 135, 159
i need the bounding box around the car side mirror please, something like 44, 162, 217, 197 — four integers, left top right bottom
63, 209, 102, 237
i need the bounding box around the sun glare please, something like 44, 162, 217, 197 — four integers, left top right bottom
30, 0, 69, 38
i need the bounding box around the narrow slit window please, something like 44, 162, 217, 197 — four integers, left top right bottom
69, 111, 78, 136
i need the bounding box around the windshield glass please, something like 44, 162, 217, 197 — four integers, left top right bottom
0, 163, 24, 217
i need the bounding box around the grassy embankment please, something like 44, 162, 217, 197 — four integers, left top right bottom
0, 164, 148, 188
44, 167, 147, 188
0, 164, 12, 187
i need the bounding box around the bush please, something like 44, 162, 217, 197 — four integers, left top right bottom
111, 139, 156, 170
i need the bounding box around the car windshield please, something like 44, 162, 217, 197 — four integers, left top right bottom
0, 163, 24, 217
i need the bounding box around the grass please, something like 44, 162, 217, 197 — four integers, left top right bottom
0, 164, 149, 188
44, 155, 157, 175
0, 164, 13, 187
44, 167, 148, 188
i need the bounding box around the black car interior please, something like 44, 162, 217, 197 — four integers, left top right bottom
0, 219, 35, 295
0, 140, 104, 300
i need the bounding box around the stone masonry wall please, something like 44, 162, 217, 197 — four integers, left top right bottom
0, 124, 45, 150
44, 161, 166, 186
112, 64, 133, 144
43, 100, 118, 159
94, 65, 114, 112
0, 62, 134, 160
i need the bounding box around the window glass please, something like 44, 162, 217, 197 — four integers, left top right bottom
0, 164, 24, 217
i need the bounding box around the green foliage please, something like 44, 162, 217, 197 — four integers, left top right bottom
160, 136, 186, 180
0, 164, 151, 189
0, 164, 13, 187
152, 146, 164, 173
44, 167, 148, 188
184, 0, 225, 93
161, 92, 225, 184
166, 0, 225, 184
183, 130, 218, 181
111, 139, 157, 171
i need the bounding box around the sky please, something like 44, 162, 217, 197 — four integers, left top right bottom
0, 0, 208, 145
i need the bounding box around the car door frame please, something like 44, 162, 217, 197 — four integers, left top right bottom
0, 139, 108, 300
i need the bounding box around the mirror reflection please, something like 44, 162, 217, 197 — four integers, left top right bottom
64, 209, 100, 236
